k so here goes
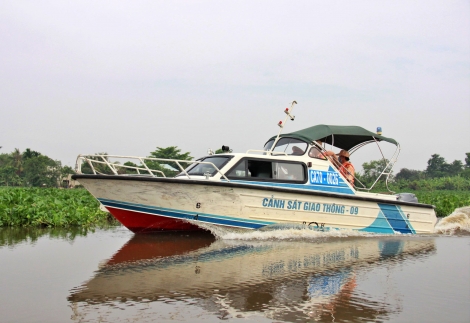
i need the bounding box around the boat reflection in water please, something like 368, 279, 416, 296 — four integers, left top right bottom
68, 233, 435, 322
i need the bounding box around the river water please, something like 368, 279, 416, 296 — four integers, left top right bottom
0, 208, 469, 323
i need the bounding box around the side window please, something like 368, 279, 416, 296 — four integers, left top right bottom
184, 156, 230, 176
308, 147, 326, 160
226, 160, 247, 177
247, 160, 272, 178
226, 159, 306, 182
273, 162, 305, 181
271, 138, 308, 155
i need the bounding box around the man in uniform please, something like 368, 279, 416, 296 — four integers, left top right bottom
337, 150, 355, 184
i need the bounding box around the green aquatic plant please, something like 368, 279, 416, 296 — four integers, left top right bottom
0, 187, 118, 227
414, 191, 470, 217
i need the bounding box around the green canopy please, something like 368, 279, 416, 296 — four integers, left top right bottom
268, 124, 398, 151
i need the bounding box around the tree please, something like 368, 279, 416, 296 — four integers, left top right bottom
147, 146, 193, 176
60, 165, 75, 178
79, 153, 114, 175
22, 148, 41, 159
358, 159, 393, 186
0, 151, 22, 186
426, 154, 448, 178
448, 160, 463, 176
120, 161, 139, 174
0, 165, 21, 186
12, 148, 23, 176
0, 153, 12, 168
461, 153, 470, 179
23, 155, 62, 187
426, 154, 465, 178
395, 168, 424, 181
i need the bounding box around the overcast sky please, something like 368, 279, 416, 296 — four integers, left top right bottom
1, 0, 469, 171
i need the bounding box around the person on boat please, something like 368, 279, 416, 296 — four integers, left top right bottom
308, 140, 326, 159
323, 149, 340, 166
337, 149, 355, 184
291, 146, 304, 156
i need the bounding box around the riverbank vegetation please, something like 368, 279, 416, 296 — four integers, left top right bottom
356, 153, 470, 217
0, 148, 74, 187
0, 187, 117, 227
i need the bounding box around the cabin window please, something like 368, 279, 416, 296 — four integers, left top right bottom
264, 138, 308, 156
226, 160, 247, 177
179, 156, 231, 176
248, 160, 273, 178
308, 146, 327, 160
226, 158, 306, 183
272, 162, 305, 181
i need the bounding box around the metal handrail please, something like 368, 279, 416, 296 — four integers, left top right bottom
354, 141, 401, 193
245, 149, 289, 156
75, 154, 230, 181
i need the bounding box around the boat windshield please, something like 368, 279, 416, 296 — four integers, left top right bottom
264, 138, 308, 156
180, 156, 231, 176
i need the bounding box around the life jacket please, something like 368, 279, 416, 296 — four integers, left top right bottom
340, 161, 355, 184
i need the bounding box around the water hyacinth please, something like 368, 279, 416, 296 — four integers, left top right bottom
414, 191, 470, 217
0, 187, 118, 227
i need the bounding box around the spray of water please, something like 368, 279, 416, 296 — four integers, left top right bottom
187, 219, 394, 241
434, 206, 470, 235
219, 228, 389, 241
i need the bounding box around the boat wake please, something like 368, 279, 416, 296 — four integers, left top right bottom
218, 228, 393, 241
188, 220, 395, 241
434, 206, 470, 235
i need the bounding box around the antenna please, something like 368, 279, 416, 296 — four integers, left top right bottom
269, 101, 297, 154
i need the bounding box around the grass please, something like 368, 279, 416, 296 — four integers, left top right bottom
0, 187, 118, 227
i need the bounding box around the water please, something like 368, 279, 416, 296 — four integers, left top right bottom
0, 209, 469, 323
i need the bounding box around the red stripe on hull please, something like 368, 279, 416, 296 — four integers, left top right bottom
106, 206, 204, 233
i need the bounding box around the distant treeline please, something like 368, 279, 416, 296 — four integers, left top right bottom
356, 153, 470, 192
0, 148, 74, 188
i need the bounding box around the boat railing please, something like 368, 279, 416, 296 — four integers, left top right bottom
353, 141, 401, 194
75, 154, 230, 181
245, 149, 288, 156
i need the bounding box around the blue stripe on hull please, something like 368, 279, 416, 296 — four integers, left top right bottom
378, 204, 415, 234
359, 211, 395, 234
360, 204, 416, 234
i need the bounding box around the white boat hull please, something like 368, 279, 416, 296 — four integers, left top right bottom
76, 176, 437, 234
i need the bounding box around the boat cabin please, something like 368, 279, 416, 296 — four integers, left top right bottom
177, 124, 400, 194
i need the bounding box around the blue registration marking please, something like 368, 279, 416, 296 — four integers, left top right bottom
309, 170, 340, 186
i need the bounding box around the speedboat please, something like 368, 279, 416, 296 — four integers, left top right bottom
72, 102, 437, 234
